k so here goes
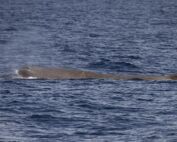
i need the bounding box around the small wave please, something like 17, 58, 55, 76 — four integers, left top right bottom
116, 62, 138, 68
29, 114, 57, 120
88, 60, 139, 71
0, 74, 13, 80
0, 39, 8, 44
3, 26, 18, 32
119, 55, 141, 60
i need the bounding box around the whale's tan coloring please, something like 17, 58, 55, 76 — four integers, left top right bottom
16, 66, 177, 80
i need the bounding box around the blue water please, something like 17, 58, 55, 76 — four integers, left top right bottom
0, 0, 177, 141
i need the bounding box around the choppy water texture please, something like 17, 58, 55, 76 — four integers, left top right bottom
0, 0, 177, 141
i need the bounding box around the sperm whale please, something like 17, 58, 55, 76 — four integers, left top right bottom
16, 66, 177, 80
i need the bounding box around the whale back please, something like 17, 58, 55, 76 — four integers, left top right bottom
17, 66, 97, 79
168, 74, 177, 80
16, 66, 177, 80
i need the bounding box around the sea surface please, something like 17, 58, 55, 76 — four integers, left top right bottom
0, 0, 177, 141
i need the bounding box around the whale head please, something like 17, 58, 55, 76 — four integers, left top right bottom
17, 66, 34, 78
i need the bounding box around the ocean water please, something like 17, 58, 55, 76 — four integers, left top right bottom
0, 0, 177, 141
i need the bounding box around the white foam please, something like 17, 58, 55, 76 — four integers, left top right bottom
15, 69, 19, 75
26, 76, 38, 79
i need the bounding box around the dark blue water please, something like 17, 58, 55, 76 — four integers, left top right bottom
0, 0, 177, 141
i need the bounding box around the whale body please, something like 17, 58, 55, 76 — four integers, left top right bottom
16, 66, 177, 80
